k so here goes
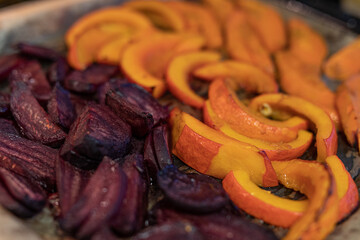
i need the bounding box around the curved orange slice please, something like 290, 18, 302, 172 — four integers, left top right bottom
208, 78, 308, 143
166, 51, 221, 108
204, 100, 312, 161
193, 60, 278, 93
120, 33, 205, 98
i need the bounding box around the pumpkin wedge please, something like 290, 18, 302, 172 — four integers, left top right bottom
166, 51, 221, 108
170, 107, 278, 187
203, 100, 313, 161
120, 33, 205, 98
225, 11, 274, 76
249, 94, 337, 161
208, 78, 308, 143
193, 60, 278, 93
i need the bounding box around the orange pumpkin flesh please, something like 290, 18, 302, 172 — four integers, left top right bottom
249, 94, 338, 161
166, 51, 221, 108
124, 0, 185, 31
193, 60, 278, 93
67, 28, 118, 70
324, 36, 360, 81
288, 18, 328, 68
204, 100, 313, 161
120, 33, 205, 98
201, 0, 234, 24
326, 156, 359, 221
166, 1, 222, 49
170, 107, 278, 187
208, 78, 308, 143
225, 11, 274, 76
275, 51, 339, 127
65, 7, 153, 46
236, 0, 286, 53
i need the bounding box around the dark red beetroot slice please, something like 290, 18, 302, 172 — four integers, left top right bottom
105, 83, 168, 137
0, 131, 57, 191
69, 93, 92, 116
60, 103, 131, 169
0, 119, 19, 136
48, 57, 69, 84
0, 168, 46, 212
144, 131, 158, 182
64, 64, 118, 94
157, 165, 228, 214
47, 83, 76, 129
132, 221, 203, 240
91, 227, 118, 240
0, 93, 11, 117
56, 156, 92, 217
106, 89, 154, 137
128, 137, 145, 155
9, 60, 52, 102
16, 42, 61, 61
0, 54, 24, 82
0, 181, 37, 218
60, 156, 127, 239
152, 124, 172, 169
10, 82, 66, 146
156, 206, 278, 240
111, 154, 148, 236
97, 78, 128, 105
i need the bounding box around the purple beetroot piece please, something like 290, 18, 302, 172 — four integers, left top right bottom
9, 60, 52, 102
111, 154, 148, 236
10, 82, 66, 146
47, 57, 69, 84
97, 78, 128, 105
132, 221, 203, 240
0, 131, 57, 191
0, 119, 19, 136
56, 156, 92, 218
64, 64, 118, 94
47, 83, 76, 129
0, 54, 24, 82
0, 168, 46, 213
105, 83, 168, 137
60, 103, 131, 169
156, 206, 278, 240
60, 156, 127, 239
0, 93, 11, 117
157, 165, 228, 213
16, 42, 61, 61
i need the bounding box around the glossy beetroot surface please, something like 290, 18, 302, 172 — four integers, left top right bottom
158, 165, 228, 213
10, 82, 66, 146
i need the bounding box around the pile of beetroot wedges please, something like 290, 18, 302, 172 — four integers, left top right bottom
0, 43, 277, 240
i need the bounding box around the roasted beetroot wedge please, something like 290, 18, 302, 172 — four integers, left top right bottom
16, 42, 61, 61
0, 119, 19, 136
156, 206, 278, 240
157, 165, 228, 213
152, 124, 172, 169
47, 83, 76, 130
144, 132, 159, 182
91, 227, 119, 240
132, 222, 203, 240
111, 154, 148, 236
10, 82, 66, 146
0, 93, 10, 117
97, 78, 128, 105
64, 64, 118, 94
48, 57, 69, 84
9, 60, 52, 102
0, 181, 37, 218
0, 168, 46, 213
56, 156, 92, 217
60, 103, 131, 169
105, 83, 169, 137
0, 131, 57, 191
0, 54, 24, 81
60, 156, 127, 239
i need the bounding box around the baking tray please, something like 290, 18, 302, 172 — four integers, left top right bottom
0, 0, 359, 239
